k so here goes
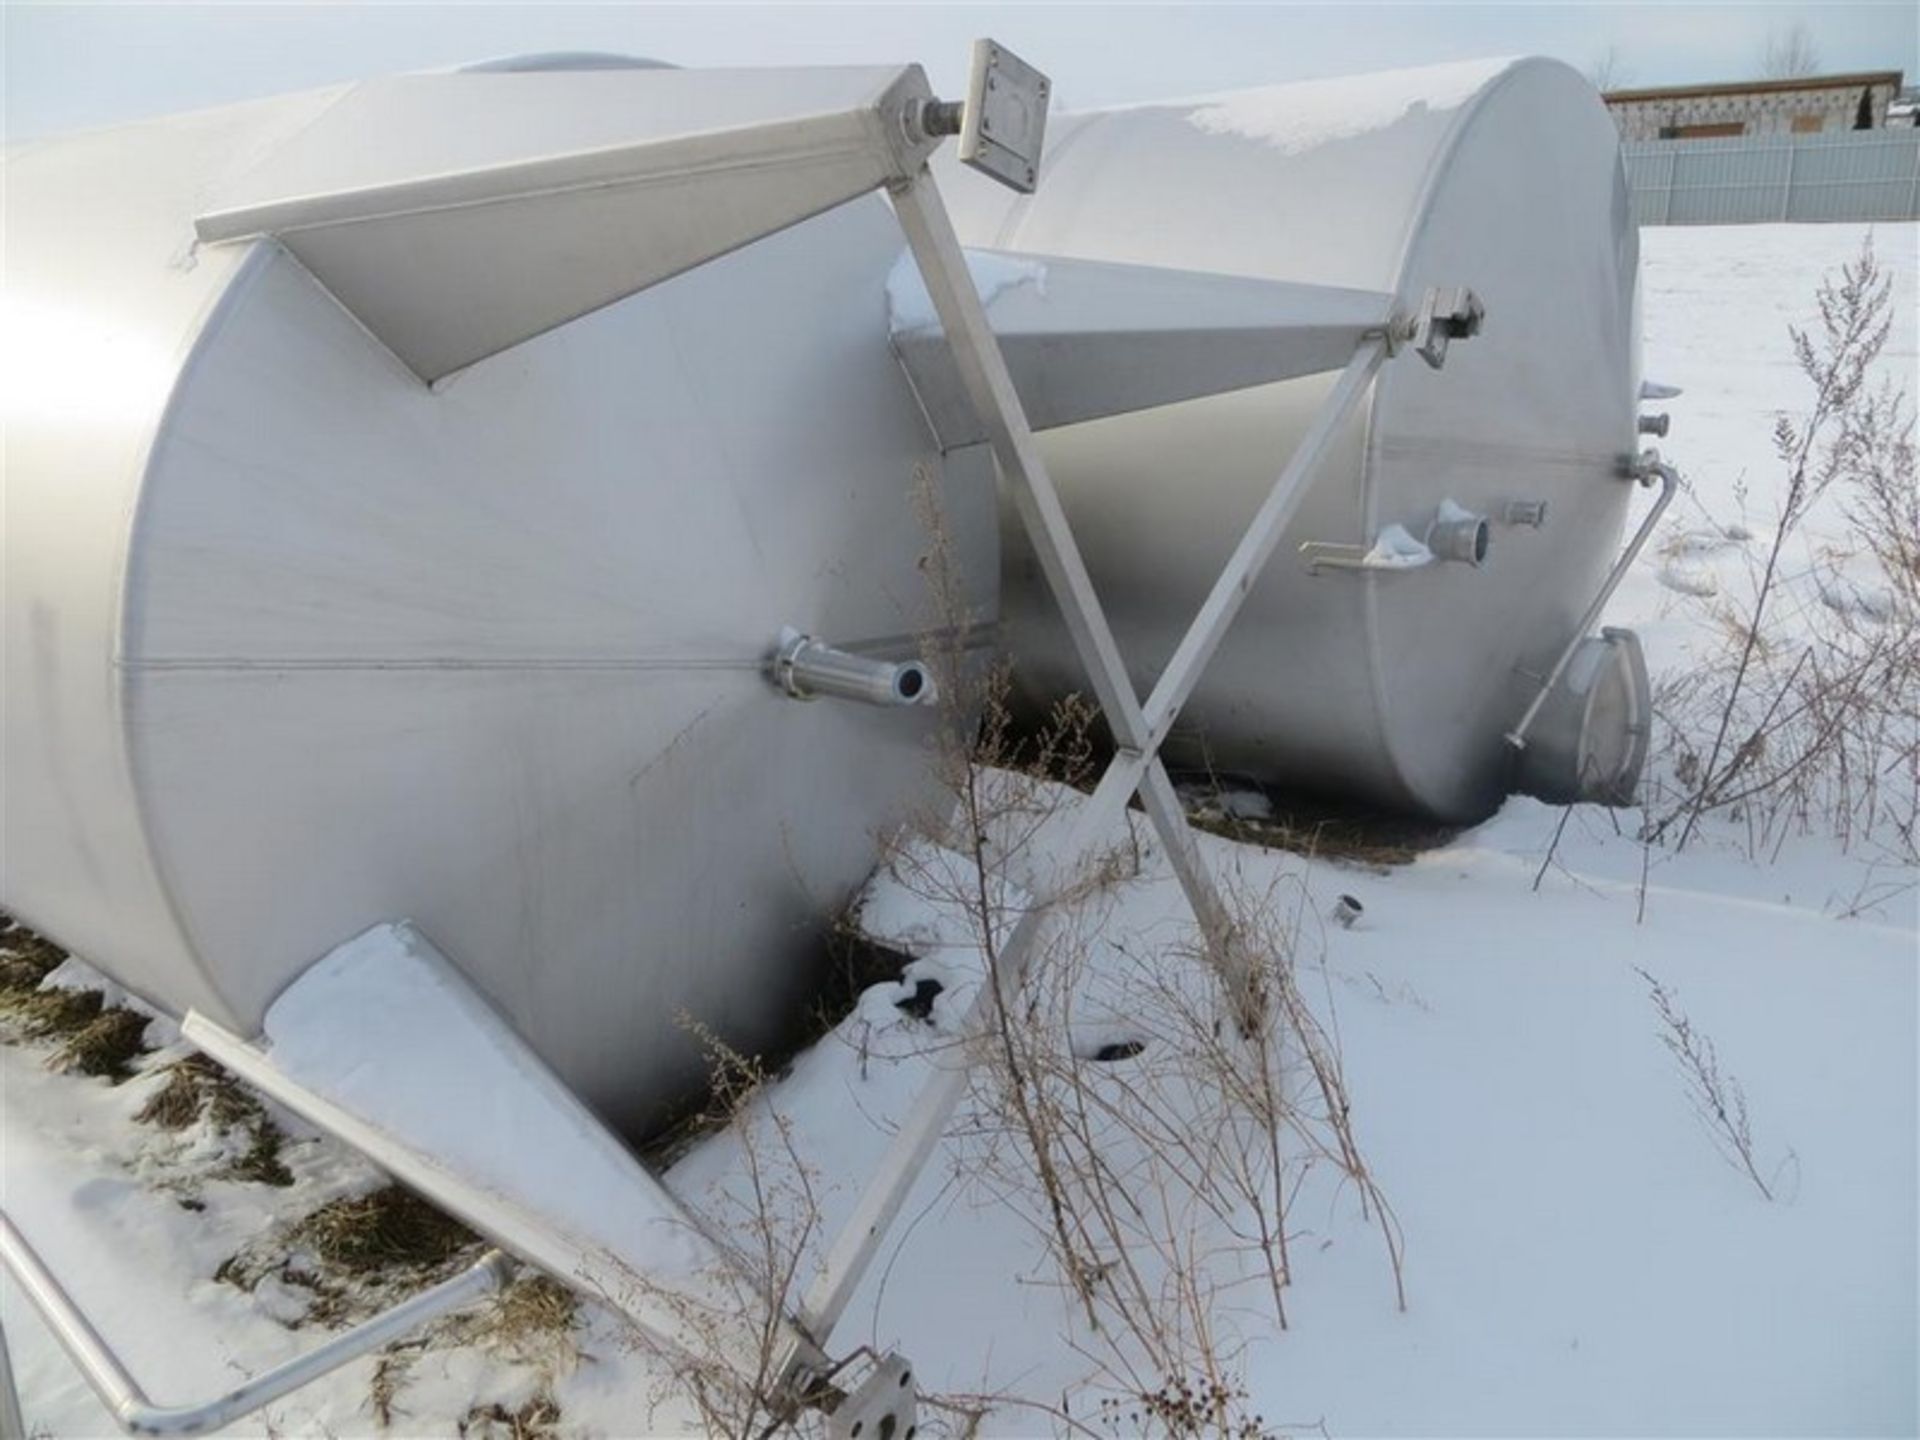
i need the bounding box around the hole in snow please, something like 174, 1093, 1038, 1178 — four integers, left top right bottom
894, 978, 943, 1022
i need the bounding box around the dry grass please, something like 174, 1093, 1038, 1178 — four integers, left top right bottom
290, 1183, 481, 1277
3, 914, 569, 1431
1636, 967, 1795, 1201
0, 915, 68, 979
374, 1275, 585, 1429
1647, 238, 1917, 864
457, 1393, 564, 1440
135, 1052, 296, 1186
447, 1275, 583, 1372
2, 981, 103, 1037
52, 1007, 152, 1081
1180, 782, 1459, 869
1, 913, 153, 1082
218, 1182, 485, 1328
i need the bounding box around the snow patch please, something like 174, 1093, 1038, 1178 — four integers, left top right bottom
886, 248, 1048, 334
1185, 57, 1514, 155
1364, 522, 1435, 569
1657, 562, 1718, 597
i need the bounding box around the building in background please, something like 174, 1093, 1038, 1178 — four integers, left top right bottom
1604, 71, 1905, 140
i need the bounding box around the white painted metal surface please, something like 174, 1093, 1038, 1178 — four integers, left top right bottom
1, 68, 997, 1135
4, 54, 1647, 1162
940, 57, 1644, 818
182, 923, 813, 1378
196, 67, 940, 379
889, 249, 1396, 447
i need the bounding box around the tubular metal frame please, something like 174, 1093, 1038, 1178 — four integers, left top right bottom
0, 1211, 512, 1438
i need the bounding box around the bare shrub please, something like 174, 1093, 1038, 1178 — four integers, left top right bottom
892, 468, 1400, 1429
1646, 238, 1917, 868
611, 461, 1401, 1434
1635, 968, 1793, 1201
933, 846, 1400, 1422
604, 1023, 830, 1439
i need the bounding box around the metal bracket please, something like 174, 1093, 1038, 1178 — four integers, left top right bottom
1301, 500, 1492, 576
825, 1354, 917, 1440
1299, 538, 1431, 575
1407, 286, 1485, 370
955, 39, 1049, 193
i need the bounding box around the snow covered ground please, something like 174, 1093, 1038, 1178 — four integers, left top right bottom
4, 222, 1915, 1438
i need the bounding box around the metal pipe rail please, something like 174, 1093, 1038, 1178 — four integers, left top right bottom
1506, 451, 1680, 750
0, 1210, 513, 1437
1, 1308, 25, 1440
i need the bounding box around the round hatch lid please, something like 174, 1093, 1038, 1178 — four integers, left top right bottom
1513, 627, 1651, 806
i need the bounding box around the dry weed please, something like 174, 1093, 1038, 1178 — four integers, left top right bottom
1648, 237, 1917, 865
1636, 967, 1794, 1200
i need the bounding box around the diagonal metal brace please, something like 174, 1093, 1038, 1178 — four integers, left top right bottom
786, 173, 1471, 1369
887, 176, 1252, 1005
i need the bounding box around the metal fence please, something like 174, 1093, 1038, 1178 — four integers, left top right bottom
1623, 129, 1920, 225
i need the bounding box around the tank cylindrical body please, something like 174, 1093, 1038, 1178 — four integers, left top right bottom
1, 81, 995, 1134
942, 58, 1641, 819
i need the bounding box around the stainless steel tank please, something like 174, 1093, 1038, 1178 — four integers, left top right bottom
1, 75, 996, 1134
939, 57, 1644, 819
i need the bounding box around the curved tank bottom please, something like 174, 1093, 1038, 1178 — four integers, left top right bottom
2, 89, 354, 1026
941, 57, 1640, 820
2, 85, 995, 1136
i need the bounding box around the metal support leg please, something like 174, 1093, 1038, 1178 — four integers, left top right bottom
791, 174, 1400, 1364
0, 1305, 26, 1440
888, 175, 1253, 1003
0, 1210, 512, 1438
181, 1012, 827, 1385
795, 747, 1151, 1344
1140, 342, 1389, 751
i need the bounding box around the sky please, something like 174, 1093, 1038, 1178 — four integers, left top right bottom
4, 2, 1917, 143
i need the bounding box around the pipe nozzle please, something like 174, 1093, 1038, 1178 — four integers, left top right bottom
773, 631, 934, 708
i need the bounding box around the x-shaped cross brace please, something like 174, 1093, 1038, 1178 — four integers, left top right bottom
789, 172, 1472, 1363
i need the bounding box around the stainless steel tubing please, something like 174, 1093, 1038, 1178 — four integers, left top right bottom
773, 633, 932, 707
0, 1210, 513, 1437
1506, 453, 1680, 750
0, 1307, 26, 1440
1429, 512, 1491, 566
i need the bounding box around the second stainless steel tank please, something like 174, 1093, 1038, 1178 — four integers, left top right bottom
943, 57, 1643, 819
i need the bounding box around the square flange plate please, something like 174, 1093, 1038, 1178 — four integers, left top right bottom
957, 38, 1049, 194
